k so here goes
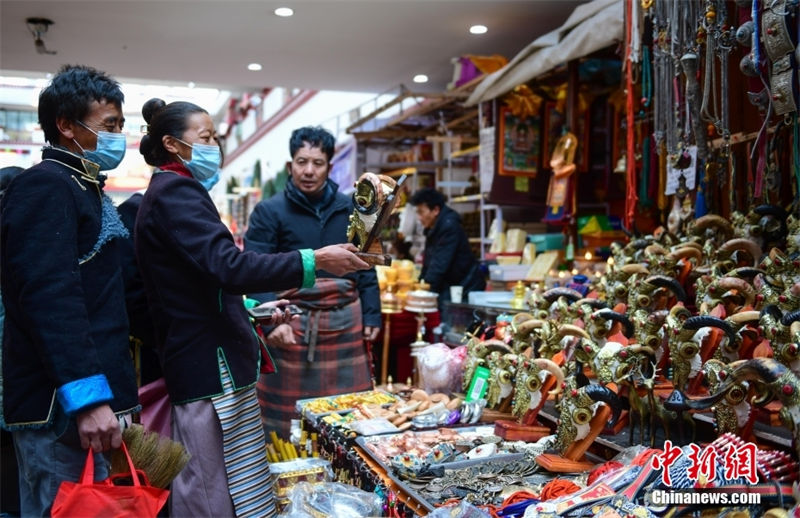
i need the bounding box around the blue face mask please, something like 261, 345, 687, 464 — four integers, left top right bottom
75, 121, 127, 171
176, 139, 221, 182
200, 169, 221, 191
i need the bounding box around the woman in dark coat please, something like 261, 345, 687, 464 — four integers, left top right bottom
134, 99, 368, 518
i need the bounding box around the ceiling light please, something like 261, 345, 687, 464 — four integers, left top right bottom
247, 63, 262, 71
413, 74, 428, 83
187, 81, 196, 88
469, 24, 488, 34
274, 7, 294, 17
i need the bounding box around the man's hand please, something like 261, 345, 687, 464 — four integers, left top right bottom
76, 404, 121, 452
363, 326, 380, 342
314, 244, 370, 276
255, 299, 299, 326
267, 323, 296, 348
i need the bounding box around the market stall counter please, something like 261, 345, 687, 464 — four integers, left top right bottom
294, 389, 797, 517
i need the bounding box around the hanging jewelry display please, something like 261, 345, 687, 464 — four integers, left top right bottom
651, 0, 673, 153
762, 0, 798, 117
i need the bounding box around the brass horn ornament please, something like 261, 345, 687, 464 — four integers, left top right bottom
345, 172, 406, 266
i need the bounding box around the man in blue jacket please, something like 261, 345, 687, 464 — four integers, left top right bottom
410, 188, 486, 312
245, 126, 380, 437
0, 65, 139, 516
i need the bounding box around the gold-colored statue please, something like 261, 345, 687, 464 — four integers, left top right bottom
345, 172, 405, 266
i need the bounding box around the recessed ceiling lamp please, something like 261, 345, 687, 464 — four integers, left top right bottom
469, 24, 488, 34
413, 74, 428, 83
247, 63, 262, 71
274, 7, 294, 17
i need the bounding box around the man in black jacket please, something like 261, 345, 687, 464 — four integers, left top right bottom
245, 126, 380, 437
0, 65, 138, 516
410, 188, 486, 312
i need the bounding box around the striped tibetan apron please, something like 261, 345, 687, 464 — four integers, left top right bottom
171, 353, 276, 518
257, 278, 372, 438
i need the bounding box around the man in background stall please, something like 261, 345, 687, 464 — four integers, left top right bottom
410, 187, 485, 313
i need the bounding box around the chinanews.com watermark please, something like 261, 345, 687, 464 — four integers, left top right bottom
646, 439, 762, 506
647, 489, 761, 506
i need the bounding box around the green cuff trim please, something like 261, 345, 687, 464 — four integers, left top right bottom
299, 249, 316, 289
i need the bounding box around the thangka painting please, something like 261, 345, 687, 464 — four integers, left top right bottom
497, 106, 540, 177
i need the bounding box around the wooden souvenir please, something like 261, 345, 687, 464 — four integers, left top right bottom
493, 420, 550, 442
494, 372, 557, 441
535, 405, 611, 473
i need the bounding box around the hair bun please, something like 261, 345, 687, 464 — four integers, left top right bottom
142, 98, 166, 123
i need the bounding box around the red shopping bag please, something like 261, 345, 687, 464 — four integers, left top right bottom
51, 441, 169, 518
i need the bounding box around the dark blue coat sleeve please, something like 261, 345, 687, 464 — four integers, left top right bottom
243, 199, 280, 303
148, 178, 303, 294
421, 217, 461, 293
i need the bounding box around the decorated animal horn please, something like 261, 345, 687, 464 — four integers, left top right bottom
682, 315, 738, 346
542, 287, 583, 304
760, 304, 783, 321
515, 319, 546, 337
664, 387, 728, 411
593, 308, 634, 338
619, 264, 650, 275
511, 312, 535, 327
729, 266, 766, 280
627, 344, 656, 357
727, 358, 787, 384
715, 277, 756, 307
781, 309, 800, 327
533, 358, 564, 396
582, 384, 623, 427
557, 324, 591, 340
727, 310, 761, 325
723, 359, 798, 408
645, 243, 669, 256
668, 246, 702, 262
575, 298, 608, 310
719, 238, 763, 266
645, 275, 688, 302
673, 240, 704, 251
692, 214, 734, 238
482, 339, 513, 354
754, 204, 788, 221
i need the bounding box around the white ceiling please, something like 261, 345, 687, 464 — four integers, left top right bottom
1, 0, 587, 95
